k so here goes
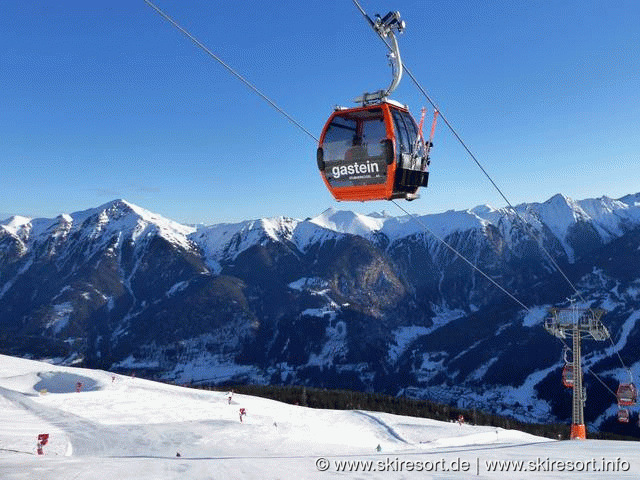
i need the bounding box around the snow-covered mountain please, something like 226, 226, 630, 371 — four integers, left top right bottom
1, 193, 640, 436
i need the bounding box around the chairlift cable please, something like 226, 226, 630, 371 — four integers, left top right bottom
605, 331, 633, 382
360, 3, 636, 391
352, 0, 585, 304
144, 0, 319, 143
391, 200, 530, 312
356, 0, 635, 384
584, 367, 619, 399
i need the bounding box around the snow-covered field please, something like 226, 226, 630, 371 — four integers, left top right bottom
0, 355, 637, 479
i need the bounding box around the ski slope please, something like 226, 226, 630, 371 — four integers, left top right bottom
0, 355, 637, 479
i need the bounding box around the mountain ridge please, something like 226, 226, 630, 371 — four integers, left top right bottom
4, 192, 640, 264
1, 192, 639, 436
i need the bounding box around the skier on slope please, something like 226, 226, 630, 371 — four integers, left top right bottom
36, 434, 49, 455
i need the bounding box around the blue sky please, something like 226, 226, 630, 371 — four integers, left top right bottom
1, 0, 639, 224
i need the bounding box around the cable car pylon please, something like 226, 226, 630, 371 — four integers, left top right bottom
544, 303, 608, 439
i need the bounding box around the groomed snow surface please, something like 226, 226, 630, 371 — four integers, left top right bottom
0, 355, 637, 479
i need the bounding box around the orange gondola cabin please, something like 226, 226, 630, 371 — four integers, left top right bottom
316, 9, 436, 202
317, 101, 431, 201
617, 383, 637, 407
562, 364, 574, 388
618, 408, 630, 423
